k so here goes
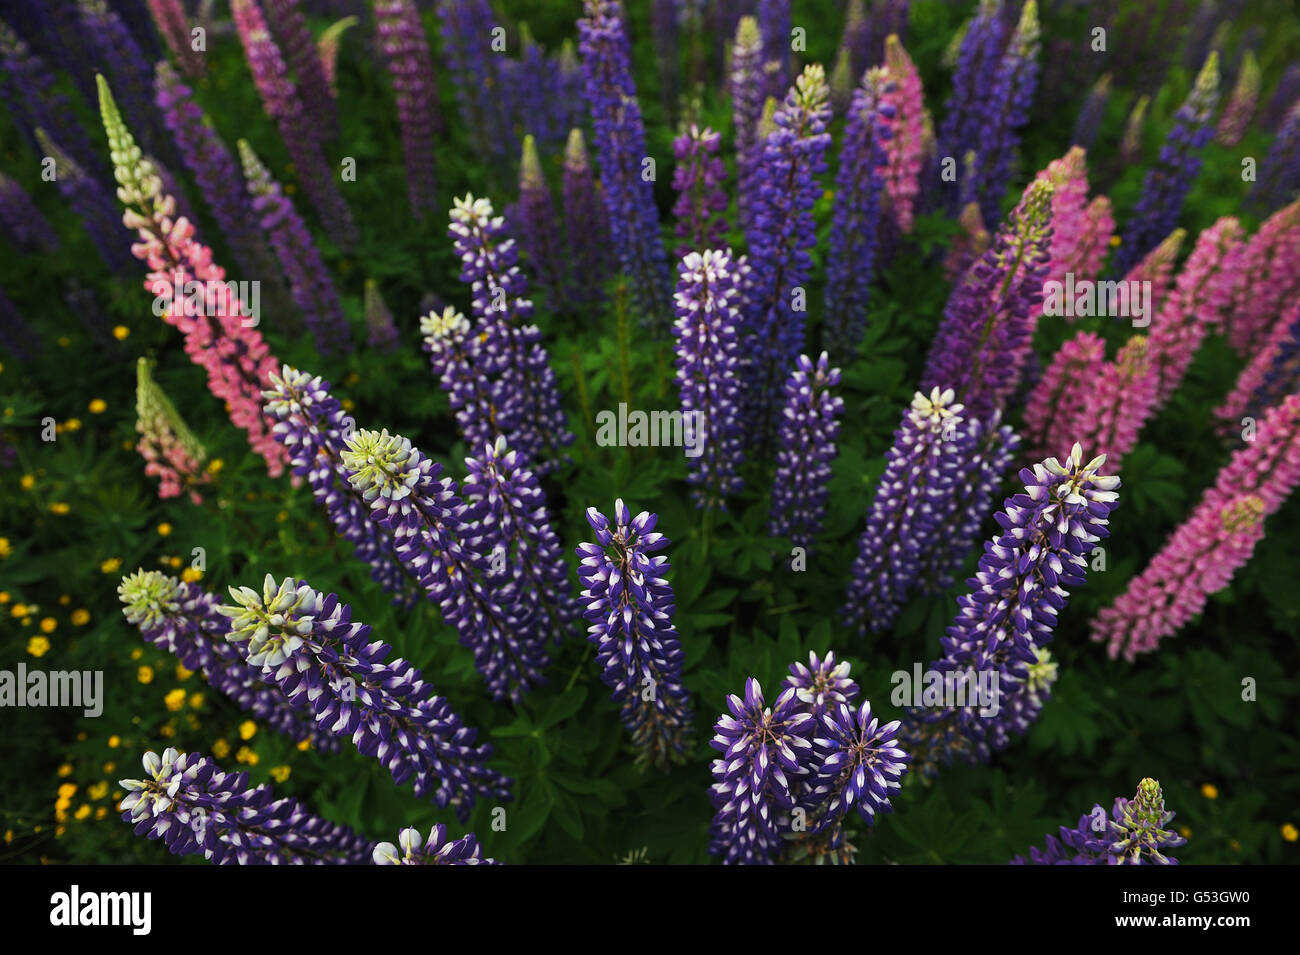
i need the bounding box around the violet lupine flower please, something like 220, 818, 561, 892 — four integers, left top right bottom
120, 748, 372, 864
517, 135, 569, 309
880, 34, 926, 235
265, 0, 339, 141
730, 16, 765, 230
100, 77, 287, 477
118, 570, 338, 752
0, 285, 40, 361
784, 651, 858, 722
449, 193, 572, 473
435, 0, 511, 168
1216, 303, 1300, 436
1014, 779, 1187, 865
769, 352, 844, 550
0, 170, 58, 253
1021, 331, 1105, 462
937, 0, 1008, 214
1113, 52, 1220, 276
1223, 198, 1300, 357
135, 358, 211, 505
1094, 393, 1300, 661
220, 573, 514, 815
742, 64, 833, 436
838, 0, 869, 80
146, 0, 204, 77
231, 0, 357, 250
342, 428, 548, 702
35, 130, 135, 276
904, 445, 1120, 777
374, 825, 498, 865
576, 501, 693, 770
420, 306, 499, 457
79, 0, 166, 159
756, 0, 790, 102
824, 67, 891, 364
707, 678, 815, 864
671, 125, 729, 259
921, 178, 1054, 422
562, 128, 612, 310
364, 278, 400, 353
578, 0, 672, 329
1071, 72, 1110, 151
239, 139, 352, 355
1217, 49, 1260, 146
1250, 98, 1300, 215
463, 435, 581, 647
651, 0, 679, 122
809, 700, 909, 834
1262, 63, 1300, 130
263, 366, 416, 605
507, 24, 562, 153
974, 0, 1041, 226
374, 0, 439, 219
672, 248, 748, 511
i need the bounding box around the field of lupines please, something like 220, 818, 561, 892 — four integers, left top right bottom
1, 0, 1298, 868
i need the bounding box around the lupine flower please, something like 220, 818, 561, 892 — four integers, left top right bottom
374, 825, 498, 865
974, 0, 1041, 226
1119, 93, 1151, 167
1222, 199, 1300, 357
263, 366, 415, 604
363, 279, 400, 353
1114, 53, 1220, 276
220, 574, 514, 814
136, 358, 211, 504
463, 435, 580, 646
784, 651, 857, 721
317, 15, 357, 96
1035, 147, 1109, 286
769, 353, 844, 549
342, 428, 548, 702
1021, 331, 1105, 461
562, 127, 612, 310
146, 0, 204, 77
838, 0, 869, 82
579, 0, 672, 328
99, 77, 287, 477
742, 64, 832, 436
120, 747, 372, 864
449, 193, 572, 473
880, 34, 926, 235
576, 500, 693, 770
1217, 49, 1260, 145
730, 16, 765, 229
905, 445, 1120, 776
1216, 303, 1300, 436
922, 178, 1054, 422
420, 306, 499, 456
1261, 63, 1300, 130
1013, 778, 1187, 865
756, 0, 791, 102
672, 248, 748, 510
943, 200, 991, 281
0, 285, 40, 361
239, 139, 352, 355
937, 0, 1008, 214
1094, 393, 1300, 660
517, 135, 569, 308
505, 24, 562, 155
436, 0, 511, 169
265, 0, 339, 141
79, 0, 165, 159
1074, 336, 1157, 469
1123, 226, 1186, 317
866, 0, 911, 67
34, 130, 134, 276
1251, 98, 1300, 215
651, 0, 679, 121
231, 0, 357, 249
824, 68, 891, 364
0, 170, 59, 253
809, 700, 909, 833
374, 0, 439, 218
118, 569, 337, 751
671, 125, 729, 259
1071, 72, 1110, 151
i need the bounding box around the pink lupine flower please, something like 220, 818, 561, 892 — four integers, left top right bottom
1075, 335, 1156, 469
1222, 198, 1300, 357
1120, 226, 1186, 318
880, 34, 926, 234
1033, 147, 1113, 291
1021, 330, 1105, 461
147, 0, 204, 78
135, 358, 211, 505
1216, 302, 1300, 438
1068, 195, 1114, 280
1216, 49, 1260, 146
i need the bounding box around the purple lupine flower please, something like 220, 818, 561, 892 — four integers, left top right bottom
1250, 99, 1300, 215
0, 171, 59, 253
420, 306, 499, 457
551, 40, 585, 150
839, 0, 869, 81
508, 24, 556, 151
769, 352, 844, 549
220, 573, 514, 815
449, 193, 572, 473
921, 178, 1053, 421
118, 569, 339, 752
239, 139, 352, 354
1261, 63, 1300, 130
34, 130, 135, 276
341, 428, 548, 703
78, 0, 167, 159
120, 748, 372, 864
463, 435, 581, 646
730, 16, 765, 230
517, 135, 569, 309
974, 0, 1040, 226
436, 0, 512, 169
651, 0, 680, 122
1072, 72, 1110, 151
671, 125, 728, 259
578, 0, 672, 329
374, 0, 439, 219
937, 0, 1008, 214
146, 0, 204, 78
904, 444, 1120, 777
1013, 778, 1187, 865
672, 248, 748, 510
374, 825, 499, 865
756, 0, 791, 102
707, 677, 815, 865
809, 701, 910, 831
742, 63, 832, 438
0, 285, 40, 361
364, 278, 400, 353
576, 500, 693, 769
265, 0, 339, 141
1113, 52, 1220, 275
825, 67, 892, 363
865, 0, 911, 66
562, 127, 612, 310
1011, 808, 1102, 865
784, 650, 857, 722
232, 0, 357, 249
263, 366, 417, 605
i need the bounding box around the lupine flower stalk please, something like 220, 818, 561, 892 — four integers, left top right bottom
937, 0, 1008, 214
136, 358, 211, 504
1071, 72, 1110, 151
1122, 226, 1186, 317
904, 446, 1119, 777
562, 128, 612, 310
578, 0, 672, 328
1216, 303, 1300, 436
975, 0, 1041, 225
1094, 393, 1300, 660
1119, 93, 1150, 167
146, 0, 204, 77
265, 0, 339, 141
1035, 147, 1109, 286
671, 125, 729, 259
517, 135, 569, 308
99, 78, 286, 477
1223, 198, 1300, 357
374, 0, 439, 218
120, 748, 371, 864
79, 0, 165, 158
1021, 331, 1105, 463
730, 16, 765, 229
1114, 53, 1220, 275
756, 0, 791, 102
364, 278, 400, 353
769, 353, 844, 549
420, 306, 499, 457
880, 34, 926, 235
239, 140, 352, 355
1217, 49, 1260, 145
1013, 778, 1187, 865
651, 0, 679, 121
672, 249, 748, 511
1074, 335, 1157, 469
35, 130, 134, 275
943, 200, 990, 280
435, 0, 511, 168
374, 825, 498, 865
1250, 98, 1300, 215
576, 500, 693, 770
317, 15, 357, 95
0, 170, 59, 253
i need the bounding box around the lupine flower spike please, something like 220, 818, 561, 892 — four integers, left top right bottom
1013, 778, 1186, 865
136, 358, 211, 504
769, 353, 845, 550
373, 825, 498, 865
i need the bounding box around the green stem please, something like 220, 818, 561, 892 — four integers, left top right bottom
570, 350, 594, 442
564, 643, 594, 693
